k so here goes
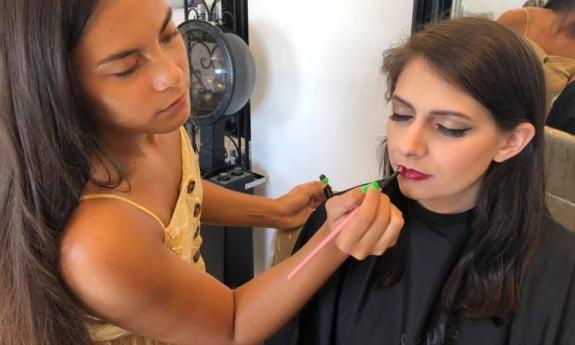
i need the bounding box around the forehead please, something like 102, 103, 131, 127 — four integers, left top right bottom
393, 58, 489, 117
75, 0, 169, 62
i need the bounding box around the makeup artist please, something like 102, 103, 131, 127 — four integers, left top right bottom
0, 1, 405, 345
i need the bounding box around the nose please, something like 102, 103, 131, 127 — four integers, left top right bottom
152, 51, 183, 92
396, 121, 427, 158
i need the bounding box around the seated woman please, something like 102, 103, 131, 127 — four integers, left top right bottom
266, 17, 575, 345
498, 0, 575, 114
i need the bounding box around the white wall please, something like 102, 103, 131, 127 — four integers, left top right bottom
248, 0, 414, 272
173, 9, 186, 25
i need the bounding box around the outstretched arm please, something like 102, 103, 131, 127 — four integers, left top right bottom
60, 187, 404, 345
201, 180, 326, 230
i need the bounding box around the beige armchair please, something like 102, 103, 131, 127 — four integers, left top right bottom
545, 126, 575, 231
269, 228, 302, 267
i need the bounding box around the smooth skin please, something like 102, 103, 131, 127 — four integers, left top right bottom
498, 7, 575, 63
59, 1, 405, 344
387, 57, 535, 214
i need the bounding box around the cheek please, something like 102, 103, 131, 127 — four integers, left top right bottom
86, 82, 149, 125
385, 121, 403, 164
105, 84, 143, 108
434, 137, 498, 181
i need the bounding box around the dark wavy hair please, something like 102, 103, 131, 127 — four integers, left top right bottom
0, 1, 118, 344
544, 0, 575, 12
378, 17, 547, 319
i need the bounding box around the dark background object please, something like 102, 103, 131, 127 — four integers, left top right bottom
178, 19, 255, 126
412, 0, 453, 33
201, 166, 265, 287
183, 0, 253, 172
179, 0, 257, 288
546, 81, 575, 135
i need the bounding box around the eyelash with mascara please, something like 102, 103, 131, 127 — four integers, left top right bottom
390, 113, 471, 138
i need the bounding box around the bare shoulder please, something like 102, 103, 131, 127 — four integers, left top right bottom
497, 8, 528, 35
60, 197, 165, 266
59, 199, 167, 307
58, 198, 233, 343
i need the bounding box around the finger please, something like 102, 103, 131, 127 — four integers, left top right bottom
294, 181, 326, 204
302, 181, 325, 193
325, 188, 364, 221
309, 185, 328, 205
306, 181, 328, 202
334, 187, 381, 254
372, 204, 404, 255
351, 194, 393, 259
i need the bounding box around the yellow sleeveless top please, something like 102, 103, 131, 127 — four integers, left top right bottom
521, 9, 575, 114
81, 127, 205, 345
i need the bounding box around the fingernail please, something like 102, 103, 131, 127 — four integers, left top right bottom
361, 184, 370, 194
371, 181, 380, 191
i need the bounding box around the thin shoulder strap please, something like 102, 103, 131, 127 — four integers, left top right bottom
521, 8, 530, 36
80, 194, 166, 229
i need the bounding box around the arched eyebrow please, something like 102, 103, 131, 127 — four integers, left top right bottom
159, 7, 173, 35
96, 7, 173, 67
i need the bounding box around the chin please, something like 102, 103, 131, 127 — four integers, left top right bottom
397, 180, 436, 202
161, 109, 191, 133
397, 181, 416, 199
175, 110, 191, 127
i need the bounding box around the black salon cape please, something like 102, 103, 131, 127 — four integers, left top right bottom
266, 183, 575, 345
547, 80, 575, 135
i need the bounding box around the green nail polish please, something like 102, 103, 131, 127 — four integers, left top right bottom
361, 184, 370, 194
320, 177, 329, 185
371, 181, 380, 191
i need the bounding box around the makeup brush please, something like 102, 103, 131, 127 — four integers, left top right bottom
287, 168, 402, 280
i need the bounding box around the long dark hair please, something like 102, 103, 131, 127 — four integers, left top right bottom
544, 0, 575, 12
379, 17, 547, 319
0, 1, 106, 344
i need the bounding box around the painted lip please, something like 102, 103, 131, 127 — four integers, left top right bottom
157, 94, 187, 115
398, 165, 432, 181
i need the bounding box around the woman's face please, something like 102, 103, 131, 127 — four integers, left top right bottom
387, 57, 509, 214
73, 0, 190, 134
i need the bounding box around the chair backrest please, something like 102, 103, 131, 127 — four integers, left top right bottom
545, 126, 575, 231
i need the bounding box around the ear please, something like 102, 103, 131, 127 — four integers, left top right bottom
493, 122, 536, 163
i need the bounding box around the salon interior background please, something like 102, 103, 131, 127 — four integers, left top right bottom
170, 0, 528, 274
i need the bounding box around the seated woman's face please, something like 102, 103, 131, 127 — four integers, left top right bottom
387, 57, 508, 214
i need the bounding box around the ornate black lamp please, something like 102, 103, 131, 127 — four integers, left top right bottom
175, 0, 261, 288
179, 19, 255, 125
177, 1, 256, 173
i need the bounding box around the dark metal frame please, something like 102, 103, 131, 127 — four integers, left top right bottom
180, 0, 254, 289
412, 0, 453, 33
182, 0, 252, 173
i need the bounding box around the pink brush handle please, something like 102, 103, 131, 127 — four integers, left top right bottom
287, 207, 361, 280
